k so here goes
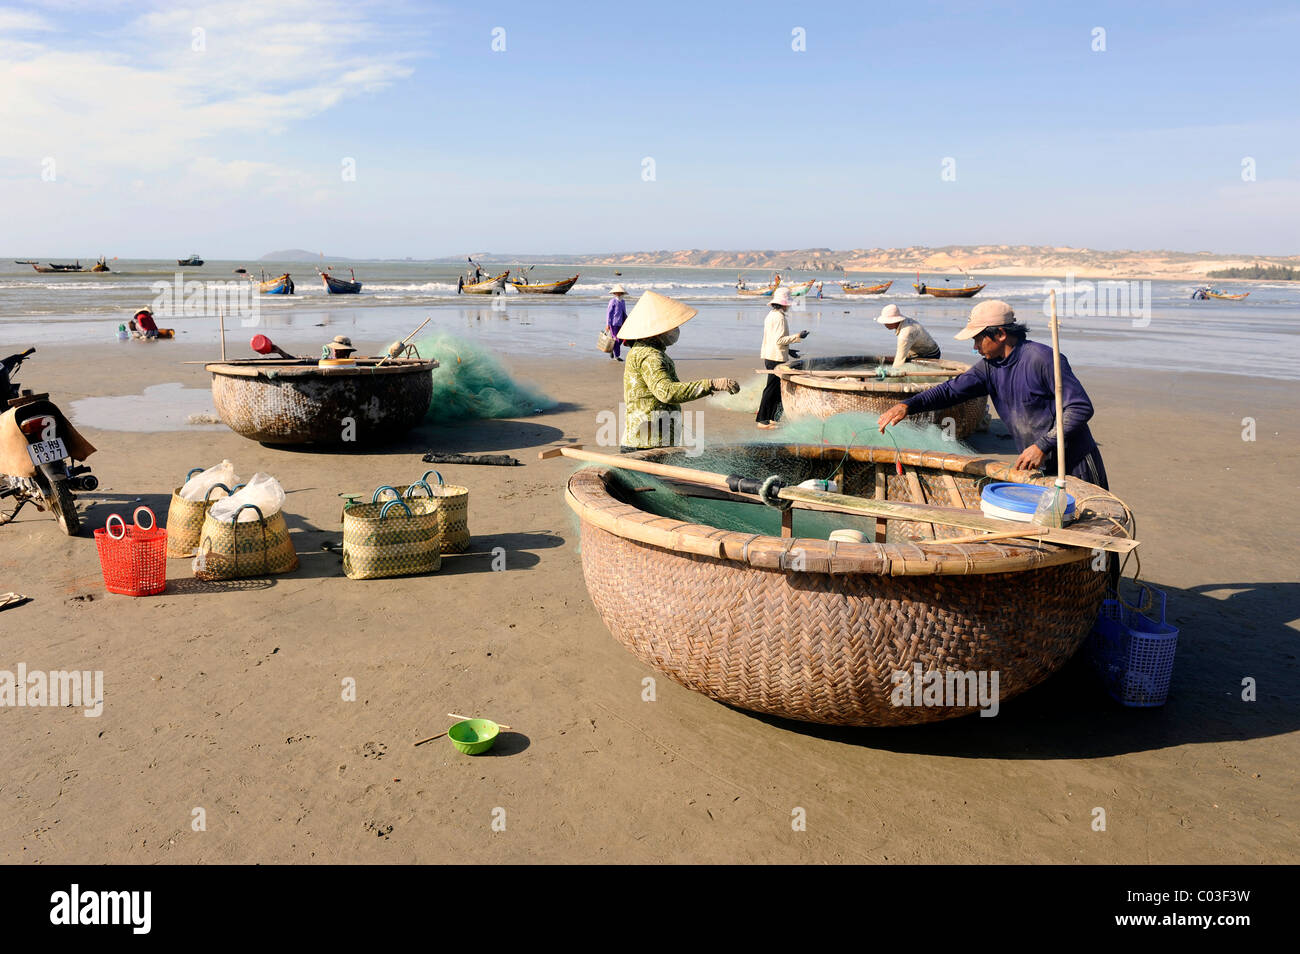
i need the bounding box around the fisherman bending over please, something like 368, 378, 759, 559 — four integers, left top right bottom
878, 300, 1108, 488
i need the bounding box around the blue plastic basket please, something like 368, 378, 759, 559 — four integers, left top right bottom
1086, 584, 1179, 707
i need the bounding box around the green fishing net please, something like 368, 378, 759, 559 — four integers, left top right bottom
416, 333, 557, 421
590, 411, 972, 539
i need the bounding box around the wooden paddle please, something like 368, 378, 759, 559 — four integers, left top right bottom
539, 445, 1138, 553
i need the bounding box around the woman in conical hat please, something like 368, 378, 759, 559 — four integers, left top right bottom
618, 291, 739, 452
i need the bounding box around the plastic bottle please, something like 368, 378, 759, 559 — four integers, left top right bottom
1032, 478, 1069, 527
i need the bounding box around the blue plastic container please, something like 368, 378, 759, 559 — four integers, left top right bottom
980, 482, 1076, 522
1087, 584, 1179, 707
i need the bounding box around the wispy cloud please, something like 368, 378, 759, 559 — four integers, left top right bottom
0, 0, 422, 186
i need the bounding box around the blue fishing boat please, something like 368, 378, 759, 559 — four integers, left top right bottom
252, 270, 294, 295
318, 267, 362, 294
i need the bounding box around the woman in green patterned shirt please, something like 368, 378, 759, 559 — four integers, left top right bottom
618, 291, 739, 451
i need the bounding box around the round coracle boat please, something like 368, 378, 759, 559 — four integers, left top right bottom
206, 358, 437, 445
777, 354, 987, 438
566, 443, 1134, 727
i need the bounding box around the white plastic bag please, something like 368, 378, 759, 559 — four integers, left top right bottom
179, 460, 239, 502
208, 472, 286, 522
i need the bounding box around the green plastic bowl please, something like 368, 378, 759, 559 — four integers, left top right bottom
448, 719, 500, 755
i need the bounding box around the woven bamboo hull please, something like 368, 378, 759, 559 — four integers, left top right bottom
206, 359, 435, 445
567, 444, 1128, 727
509, 274, 579, 294
777, 354, 986, 438
837, 281, 892, 294
914, 282, 984, 298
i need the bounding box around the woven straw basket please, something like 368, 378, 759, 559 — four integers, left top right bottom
195, 504, 298, 580
165, 471, 238, 559
777, 354, 987, 438
343, 494, 441, 580
382, 470, 470, 554
566, 443, 1133, 727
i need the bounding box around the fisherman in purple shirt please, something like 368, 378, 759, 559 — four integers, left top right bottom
606, 285, 629, 361
877, 300, 1108, 489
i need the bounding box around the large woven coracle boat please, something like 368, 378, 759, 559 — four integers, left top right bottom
566, 443, 1133, 727
206, 357, 436, 445
776, 354, 986, 438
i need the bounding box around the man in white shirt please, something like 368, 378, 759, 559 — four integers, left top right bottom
757, 286, 809, 428
877, 304, 940, 368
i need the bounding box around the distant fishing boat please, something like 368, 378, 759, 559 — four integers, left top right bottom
32, 261, 83, 273
178, 254, 204, 266
13, 260, 37, 265
1195, 286, 1249, 301
251, 270, 294, 294
91, 256, 110, 273
234, 268, 247, 274
914, 270, 984, 298
737, 278, 817, 297
837, 280, 893, 295
915, 283, 985, 298
509, 273, 579, 295
458, 270, 509, 294
319, 267, 362, 294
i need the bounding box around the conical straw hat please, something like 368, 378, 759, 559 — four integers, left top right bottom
617, 290, 697, 341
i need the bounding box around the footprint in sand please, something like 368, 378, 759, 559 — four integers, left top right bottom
359, 742, 387, 760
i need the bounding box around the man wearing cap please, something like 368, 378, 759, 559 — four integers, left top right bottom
619, 291, 739, 451
606, 285, 628, 362
877, 304, 940, 368
756, 286, 809, 429
877, 300, 1108, 488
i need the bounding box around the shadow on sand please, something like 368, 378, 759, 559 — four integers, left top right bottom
737, 579, 1299, 760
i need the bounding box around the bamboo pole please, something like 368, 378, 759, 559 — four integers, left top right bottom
219, 309, 226, 362
540, 445, 1138, 553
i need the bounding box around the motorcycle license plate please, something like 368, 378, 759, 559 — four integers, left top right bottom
27, 438, 67, 466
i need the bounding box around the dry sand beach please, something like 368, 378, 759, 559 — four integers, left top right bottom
1, 342, 1296, 864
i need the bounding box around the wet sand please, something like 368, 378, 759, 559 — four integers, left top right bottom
1, 342, 1297, 863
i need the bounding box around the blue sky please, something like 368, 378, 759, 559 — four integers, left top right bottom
1, 0, 1297, 257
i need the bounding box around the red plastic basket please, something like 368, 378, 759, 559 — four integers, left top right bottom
94, 507, 167, 596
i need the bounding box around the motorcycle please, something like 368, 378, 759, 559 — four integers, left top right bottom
0, 348, 98, 535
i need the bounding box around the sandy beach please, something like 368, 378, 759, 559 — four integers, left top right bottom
1, 341, 1296, 864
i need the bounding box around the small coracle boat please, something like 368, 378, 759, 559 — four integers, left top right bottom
914, 281, 985, 298
319, 267, 362, 294
564, 442, 1135, 727
837, 280, 893, 295
90, 256, 110, 273
206, 357, 438, 445
774, 354, 986, 438
509, 274, 580, 295
178, 254, 204, 267
1204, 289, 1249, 300
458, 271, 509, 294
252, 271, 294, 295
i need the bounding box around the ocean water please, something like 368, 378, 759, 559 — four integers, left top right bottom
1, 259, 1296, 380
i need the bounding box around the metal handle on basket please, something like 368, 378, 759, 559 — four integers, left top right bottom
380, 499, 413, 520
404, 480, 433, 499
371, 484, 401, 503
185, 467, 203, 480
133, 506, 157, 531
105, 513, 127, 541
419, 470, 444, 489
203, 482, 233, 502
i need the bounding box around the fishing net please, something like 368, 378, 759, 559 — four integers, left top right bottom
417, 333, 556, 421
583, 412, 973, 539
